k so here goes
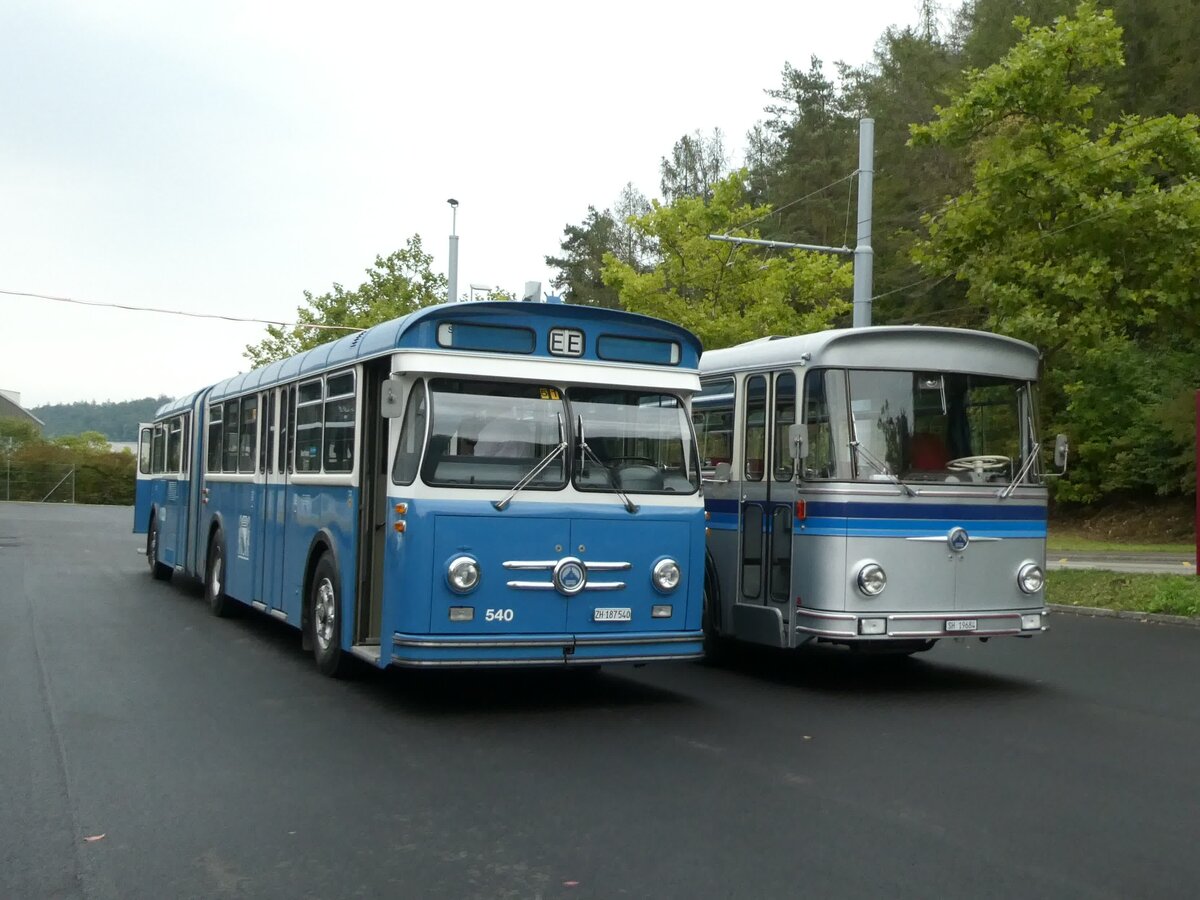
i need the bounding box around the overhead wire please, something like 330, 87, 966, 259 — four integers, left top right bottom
0, 288, 366, 332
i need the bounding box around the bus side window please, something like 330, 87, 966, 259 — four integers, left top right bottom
802, 369, 850, 480
166, 417, 182, 473
772, 372, 796, 481
207, 405, 223, 473
295, 379, 324, 473
743, 375, 767, 482
180, 414, 190, 474
139, 426, 152, 474
324, 371, 356, 473
392, 382, 426, 486
239, 396, 258, 474
151, 424, 166, 474
223, 399, 241, 473
694, 377, 734, 475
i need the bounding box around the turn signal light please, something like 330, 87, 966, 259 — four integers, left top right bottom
394, 502, 408, 515
794, 500, 806, 520
394, 521, 406, 533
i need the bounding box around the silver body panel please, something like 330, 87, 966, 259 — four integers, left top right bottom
699, 327, 1048, 650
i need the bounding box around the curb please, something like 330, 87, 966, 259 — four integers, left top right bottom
1049, 603, 1200, 629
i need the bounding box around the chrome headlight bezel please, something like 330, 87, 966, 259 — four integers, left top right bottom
652, 558, 681, 594
1017, 562, 1044, 594
447, 556, 481, 594
856, 562, 887, 597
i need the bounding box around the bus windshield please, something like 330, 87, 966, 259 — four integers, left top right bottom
569, 388, 700, 495
806, 369, 1038, 485
421, 379, 568, 488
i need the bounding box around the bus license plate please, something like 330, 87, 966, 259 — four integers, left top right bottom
593, 607, 632, 623
945, 619, 978, 632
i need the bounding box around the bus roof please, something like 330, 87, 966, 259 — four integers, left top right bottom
155, 301, 702, 417
699, 326, 1040, 381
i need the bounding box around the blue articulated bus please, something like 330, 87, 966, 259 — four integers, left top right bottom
134, 301, 706, 675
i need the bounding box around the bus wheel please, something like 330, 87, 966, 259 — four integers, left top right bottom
147, 517, 172, 581
205, 533, 235, 618
701, 583, 729, 664
310, 554, 350, 678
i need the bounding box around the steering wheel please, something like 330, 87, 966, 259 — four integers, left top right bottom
946, 454, 1010, 472
606, 456, 656, 468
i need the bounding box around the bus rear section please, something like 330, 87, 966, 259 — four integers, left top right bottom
697, 326, 1054, 655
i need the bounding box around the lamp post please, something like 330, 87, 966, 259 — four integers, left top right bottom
469, 283, 492, 302
447, 198, 459, 303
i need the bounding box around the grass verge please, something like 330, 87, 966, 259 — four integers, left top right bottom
1048, 570, 1200, 618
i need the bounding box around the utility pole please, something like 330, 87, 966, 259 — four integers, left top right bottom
447, 198, 460, 303
852, 118, 875, 328
708, 118, 876, 328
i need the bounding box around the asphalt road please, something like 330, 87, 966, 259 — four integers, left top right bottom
4, 502, 1200, 900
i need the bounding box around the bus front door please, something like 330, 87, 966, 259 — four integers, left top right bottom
736, 371, 797, 645
133, 422, 153, 534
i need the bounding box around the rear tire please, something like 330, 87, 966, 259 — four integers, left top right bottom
205, 533, 235, 618
310, 554, 350, 678
147, 516, 172, 581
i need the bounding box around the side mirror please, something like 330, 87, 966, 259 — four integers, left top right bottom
788, 423, 809, 460
1053, 433, 1069, 471
380, 376, 407, 418
711, 461, 732, 483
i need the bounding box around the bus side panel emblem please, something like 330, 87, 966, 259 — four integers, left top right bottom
549, 328, 584, 357
553, 557, 587, 596
947, 527, 970, 552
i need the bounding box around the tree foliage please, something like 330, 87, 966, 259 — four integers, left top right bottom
602, 172, 852, 350
660, 130, 728, 204
30, 397, 170, 441
245, 236, 446, 367
910, 2, 1200, 499
546, 183, 653, 308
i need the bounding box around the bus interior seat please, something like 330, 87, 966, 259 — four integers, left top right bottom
910, 432, 948, 470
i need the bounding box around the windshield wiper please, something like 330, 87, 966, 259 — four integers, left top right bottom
998, 441, 1041, 500
577, 416, 639, 514
850, 440, 918, 497
492, 414, 567, 511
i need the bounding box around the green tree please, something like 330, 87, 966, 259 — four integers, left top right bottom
911, 2, 1200, 352
546, 207, 622, 308
245, 236, 446, 366
660, 130, 728, 204
602, 172, 852, 350
910, 2, 1200, 499
547, 184, 653, 309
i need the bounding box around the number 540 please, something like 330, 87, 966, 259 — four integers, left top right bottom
485, 608, 514, 622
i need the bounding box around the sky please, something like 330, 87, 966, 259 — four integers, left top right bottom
1, 0, 922, 407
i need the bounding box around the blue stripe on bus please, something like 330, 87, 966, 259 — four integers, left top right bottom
704, 497, 1046, 521
706, 514, 1045, 538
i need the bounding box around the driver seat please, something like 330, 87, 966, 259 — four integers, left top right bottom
910, 432, 948, 470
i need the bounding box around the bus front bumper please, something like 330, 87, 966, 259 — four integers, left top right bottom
390, 630, 705, 667
794, 607, 1049, 643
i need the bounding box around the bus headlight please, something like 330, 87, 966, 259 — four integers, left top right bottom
1017, 563, 1044, 594
447, 556, 480, 594
857, 563, 887, 596
652, 558, 681, 593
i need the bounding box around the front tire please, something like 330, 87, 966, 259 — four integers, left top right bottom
147, 516, 172, 581
205, 533, 235, 618
701, 580, 730, 664
310, 554, 350, 678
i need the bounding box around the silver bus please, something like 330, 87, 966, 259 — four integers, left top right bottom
695, 326, 1066, 655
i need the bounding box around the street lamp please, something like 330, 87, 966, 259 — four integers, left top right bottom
469, 283, 491, 302
447, 198, 459, 303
